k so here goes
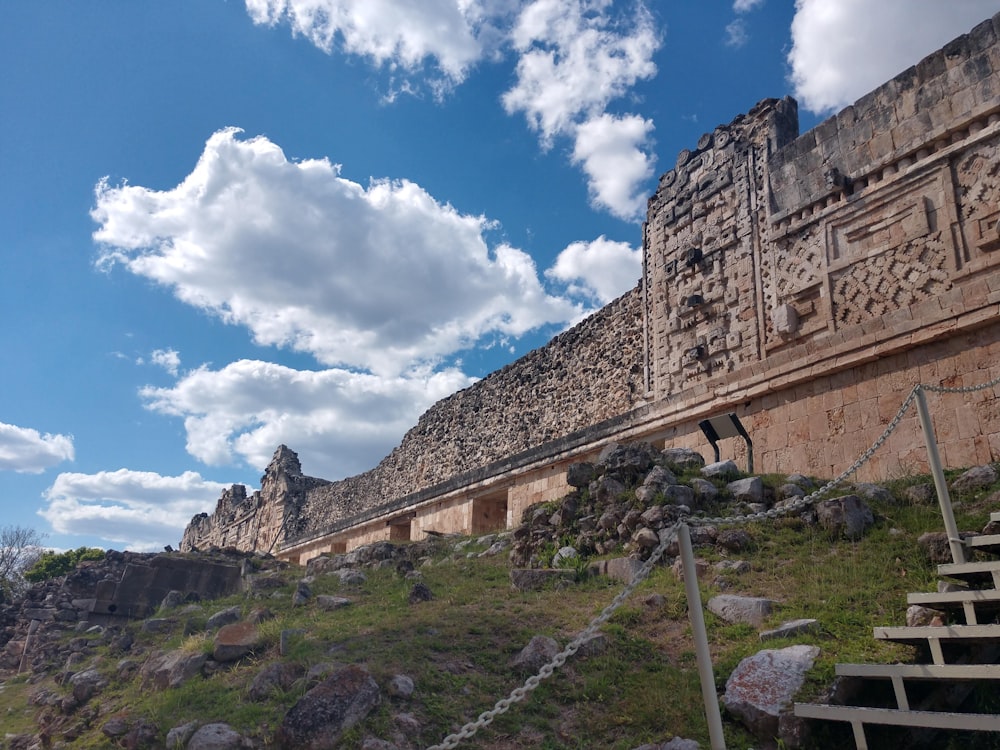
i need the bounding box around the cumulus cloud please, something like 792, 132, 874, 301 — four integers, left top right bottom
92, 128, 581, 378
40, 469, 233, 551
545, 235, 640, 303
139, 359, 476, 478
151, 348, 181, 376
244, 0, 508, 95
502, 0, 660, 219
789, 0, 999, 114
571, 113, 655, 219
0, 422, 75, 474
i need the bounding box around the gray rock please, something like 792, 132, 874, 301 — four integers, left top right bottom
723, 645, 820, 740
701, 460, 739, 479
142, 618, 176, 634
759, 618, 819, 641
903, 483, 935, 504
952, 464, 998, 493
707, 595, 775, 627
714, 560, 750, 574
512, 635, 559, 671
779, 483, 805, 499
591, 475, 627, 504
68, 668, 107, 704
640, 505, 665, 527
816, 495, 873, 539
101, 715, 130, 739
545, 544, 574, 567
388, 674, 415, 699
906, 605, 942, 627
293, 581, 312, 606
566, 462, 596, 488
335, 569, 368, 586
165, 720, 199, 749
206, 605, 242, 630
660, 448, 706, 471
161, 590, 185, 609
278, 665, 381, 748
688, 477, 718, 501
632, 527, 660, 549
918, 531, 976, 564
853, 482, 894, 504
186, 722, 244, 750
785, 473, 815, 490
248, 661, 306, 701
661, 484, 696, 507
316, 595, 353, 611
510, 569, 576, 591
588, 557, 644, 584
716, 528, 751, 552
213, 621, 259, 662
727, 476, 763, 503
140, 649, 208, 690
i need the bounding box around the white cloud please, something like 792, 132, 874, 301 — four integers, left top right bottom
571, 113, 655, 219
733, 0, 764, 12
0, 422, 75, 474
789, 0, 999, 115
502, 0, 660, 220
92, 128, 581, 378
725, 19, 749, 49
244, 0, 508, 95
40, 469, 233, 551
139, 360, 476, 478
502, 0, 659, 144
545, 235, 640, 303
151, 348, 181, 376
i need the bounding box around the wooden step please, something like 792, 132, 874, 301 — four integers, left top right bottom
968, 533, 1000, 556
908, 588, 1000, 625
874, 624, 1000, 664
937, 559, 1000, 587
835, 662, 1000, 711
794, 703, 1000, 750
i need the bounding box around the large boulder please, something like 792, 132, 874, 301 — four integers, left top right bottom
213, 621, 260, 662
278, 665, 381, 749
951, 464, 998, 493
724, 645, 820, 740
140, 649, 208, 690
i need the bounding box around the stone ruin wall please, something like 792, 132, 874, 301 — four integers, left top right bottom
638, 13, 1000, 479
183, 12, 1000, 555
297, 287, 646, 532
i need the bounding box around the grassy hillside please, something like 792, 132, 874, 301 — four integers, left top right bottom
2, 468, 1000, 749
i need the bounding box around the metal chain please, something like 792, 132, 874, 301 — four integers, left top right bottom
427, 374, 999, 749
921, 371, 1000, 395
426, 523, 680, 750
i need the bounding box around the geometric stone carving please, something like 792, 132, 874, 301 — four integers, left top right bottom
771, 304, 799, 335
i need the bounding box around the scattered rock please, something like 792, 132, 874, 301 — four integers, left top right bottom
903, 483, 936, 504
852, 482, 894, 504
551, 546, 578, 567
671, 557, 709, 581
316, 595, 353, 611
906, 605, 943, 627
759, 618, 819, 641
716, 528, 751, 552
951, 464, 998, 493
707, 595, 775, 627
510, 569, 576, 591
278, 665, 381, 749
408, 583, 434, 604
213, 621, 260, 662
660, 448, 706, 472
701, 460, 739, 479
816, 495, 873, 539
186, 722, 245, 750
248, 661, 306, 701
388, 674, 415, 699
101, 714, 130, 739
206, 606, 242, 630
166, 721, 200, 749
68, 668, 107, 704
727, 477, 763, 503
566, 462, 596, 488
293, 581, 313, 606
723, 644, 820, 740
141, 649, 208, 691
688, 477, 718, 500
588, 557, 644, 584
512, 635, 559, 672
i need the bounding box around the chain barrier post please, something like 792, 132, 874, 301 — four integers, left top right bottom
678, 523, 727, 750
914, 385, 966, 565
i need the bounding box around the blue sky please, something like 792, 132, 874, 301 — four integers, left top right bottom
2, 0, 997, 553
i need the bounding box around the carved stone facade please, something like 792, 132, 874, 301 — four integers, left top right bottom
183, 13, 1000, 562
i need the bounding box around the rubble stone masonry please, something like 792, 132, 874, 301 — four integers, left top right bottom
183, 13, 1000, 560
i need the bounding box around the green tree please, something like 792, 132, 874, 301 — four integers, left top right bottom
0, 525, 46, 601
24, 547, 105, 583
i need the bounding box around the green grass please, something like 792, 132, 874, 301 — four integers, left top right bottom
3, 467, 1000, 748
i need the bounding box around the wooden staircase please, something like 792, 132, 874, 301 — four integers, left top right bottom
794, 512, 1000, 748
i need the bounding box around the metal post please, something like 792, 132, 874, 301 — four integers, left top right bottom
679, 523, 727, 750
914, 386, 966, 565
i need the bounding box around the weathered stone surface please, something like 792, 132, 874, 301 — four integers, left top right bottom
952, 464, 999, 492
68, 668, 107, 704
816, 495, 873, 539
588, 557, 644, 584
512, 635, 559, 671
707, 595, 775, 627
316, 595, 353, 611
166, 721, 199, 749
759, 618, 819, 641
141, 649, 207, 690
186, 722, 245, 750
906, 604, 943, 627
408, 583, 434, 604
701, 461, 739, 479
904, 483, 935, 504
660, 448, 705, 472
510, 569, 576, 591
723, 645, 820, 739
278, 665, 381, 749
551, 546, 578, 567
206, 605, 242, 630
716, 528, 751, 552
727, 477, 764, 503
566, 462, 596, 488
213, 621, 260, 662
248, 661, 306, 701
387, 674, 414, 699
